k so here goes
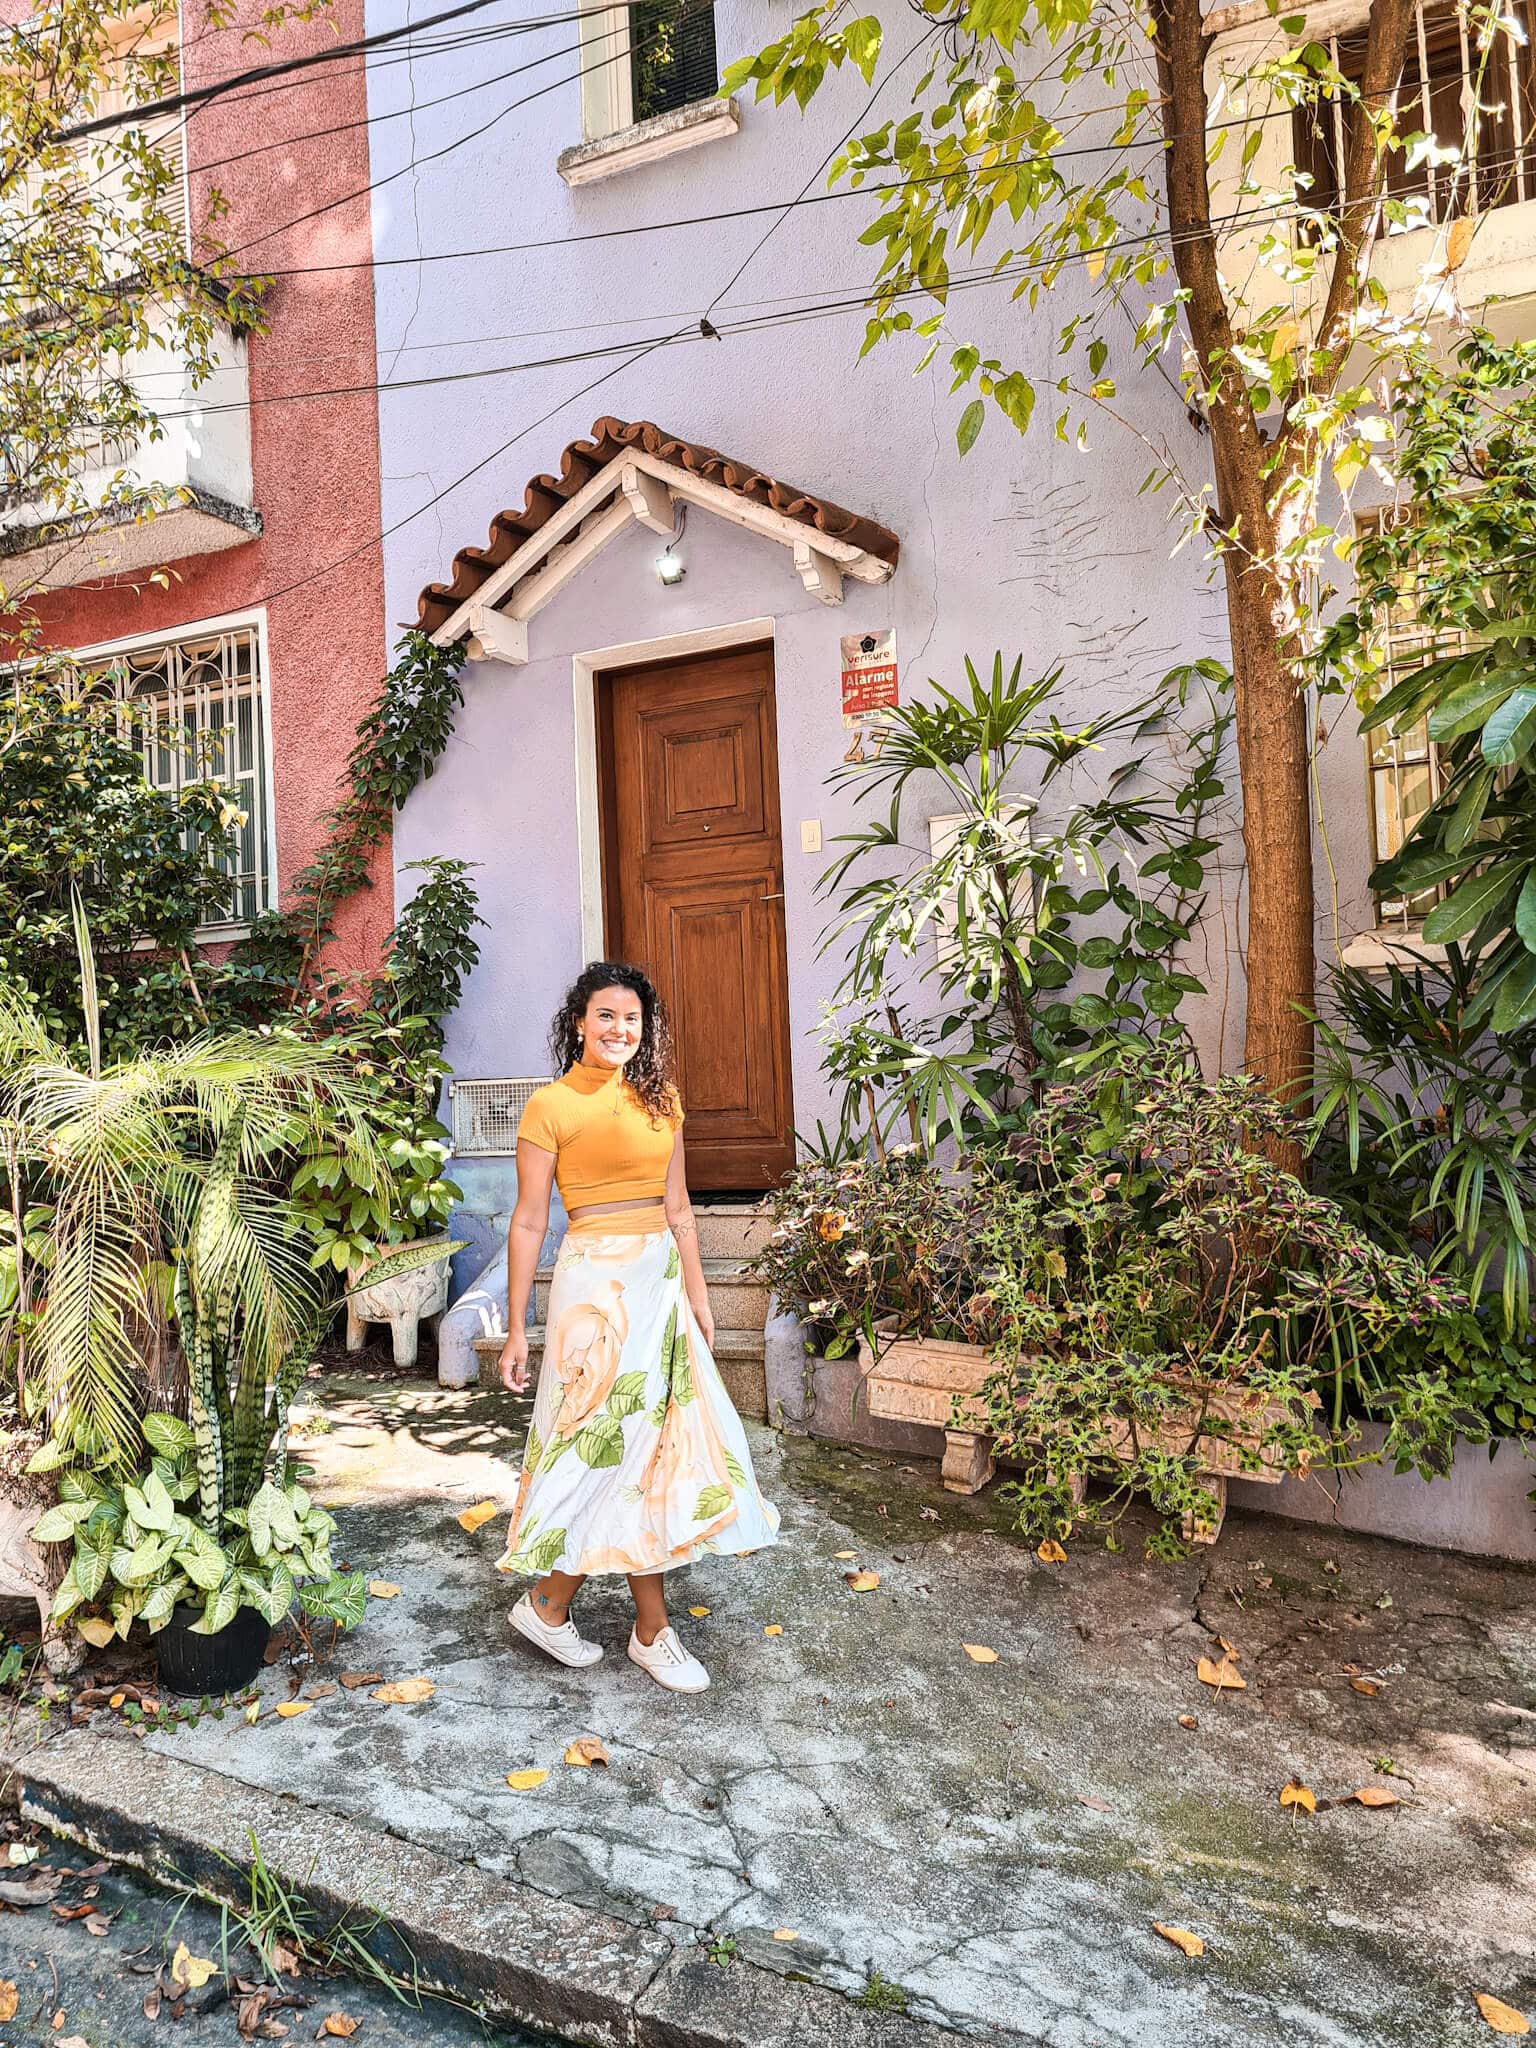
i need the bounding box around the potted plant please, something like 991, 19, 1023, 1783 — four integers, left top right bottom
968, 1050, 1473, 1551
0, 901, 442, 1683
33, 1413, 361, 1693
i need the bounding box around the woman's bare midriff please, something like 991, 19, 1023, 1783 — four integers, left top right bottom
567, 1197, 666, 1221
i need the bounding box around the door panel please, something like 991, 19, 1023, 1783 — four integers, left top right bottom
602, 645, 795, 1189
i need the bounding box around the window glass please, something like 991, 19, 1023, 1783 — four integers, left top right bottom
630, 0, 716, 124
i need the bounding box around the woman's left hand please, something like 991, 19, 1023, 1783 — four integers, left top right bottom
689, 1295, 715, 1349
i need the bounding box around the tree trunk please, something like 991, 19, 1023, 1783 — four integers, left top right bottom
1219, 548, 1315, 1110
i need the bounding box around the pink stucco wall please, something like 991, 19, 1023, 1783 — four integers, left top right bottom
29, 0, 392, 982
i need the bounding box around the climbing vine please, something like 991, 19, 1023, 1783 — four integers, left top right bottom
241, 630, 468, 987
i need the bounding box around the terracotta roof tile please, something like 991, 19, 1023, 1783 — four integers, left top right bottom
416, 417, 900, 635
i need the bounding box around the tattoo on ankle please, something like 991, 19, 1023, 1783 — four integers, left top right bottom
536, 1592, 549, 1608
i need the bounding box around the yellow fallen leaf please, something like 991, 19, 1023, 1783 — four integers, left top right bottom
0, 1983, 16, 2023
832, 1550, 857, 1560
1215, 1636, 1242, 1659
76, 1618, 114, 1648
772, 1928, 798, 1943
456, 1499, 499, 1533
321, 2018, 361, 2040
1196, 1656, 1247, 1691
962, 1644, 998, 1664
1152, 1923, 1205, 1958
108, 1692, 124, 1710
688, 1606, 711, 1618
371, 1677, 436, 1704
505, 1769, 550, 1791
845, 1571, 880, 1592
170, 1943, 219, 1990
1036, 1539, 1067, 1564
244, 1700, 261, 1724
1476, 1992, 1531, 2036
1279, 1778, 1316, 1815
763, 1624, 783, 1636
274, 1700, 313, 1720
1446, 213, 1476, 272
367, 1580, 401, 1599
564, 1736, 609, 1768
1349, 1677, 1380, 1696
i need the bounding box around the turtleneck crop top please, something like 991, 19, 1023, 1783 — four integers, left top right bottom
516, 1063, 683, 1210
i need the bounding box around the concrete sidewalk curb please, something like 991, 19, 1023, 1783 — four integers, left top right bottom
2, 1726, 979, 2048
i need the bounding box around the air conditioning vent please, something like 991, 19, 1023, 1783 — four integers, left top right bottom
448, 1077, 549, 1157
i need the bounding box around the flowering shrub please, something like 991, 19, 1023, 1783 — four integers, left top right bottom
970, 1049, 1475, 1555
750, 1148, 985, 1359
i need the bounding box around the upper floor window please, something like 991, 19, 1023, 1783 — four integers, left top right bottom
630, 0, 717, 124
1359, 514, 1466, 929
579, 0, 719, 143
1294, 0, 1536, 229
102, 621, 274, 934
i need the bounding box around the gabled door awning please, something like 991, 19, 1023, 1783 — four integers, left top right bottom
417, 417, 900, 662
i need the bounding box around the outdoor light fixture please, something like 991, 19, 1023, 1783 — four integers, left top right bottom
655, 501, 687, 585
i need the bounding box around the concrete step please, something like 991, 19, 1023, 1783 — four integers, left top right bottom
473, 1325, 767, 1420
533, 1257, 768, 1328
689, 1203, 774, 1262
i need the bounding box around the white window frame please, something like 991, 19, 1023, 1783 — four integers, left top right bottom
562, 0, 737, 186
68, 606, 278, 940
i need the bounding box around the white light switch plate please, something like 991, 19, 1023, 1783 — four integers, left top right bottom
800, 819, 823, 853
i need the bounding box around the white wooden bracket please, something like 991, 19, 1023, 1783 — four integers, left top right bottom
794, 539, 844, 606
465, 603, 529, 665
620, 461, 675, 535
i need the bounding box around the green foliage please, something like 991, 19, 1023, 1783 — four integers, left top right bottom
814, 655, 1230, 1153
0, 667, 243, 1041
1326, 331, 1536, 1035
38, 1424, 362, 1641
1312, 949, 1536, 1436
241, 632, 468, 987
381, 857, 484, 1041
0, 917, 400, 1467
750, 1149, 982, 1362
968, 1049, 1473, 1555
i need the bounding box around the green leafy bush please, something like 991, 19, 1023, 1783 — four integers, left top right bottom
35, 1416, 363, 1641
813, 654, 1229, 1155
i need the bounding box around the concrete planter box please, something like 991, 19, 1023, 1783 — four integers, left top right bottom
852, 1324, 1292, 1540
1229, 1422, 1536, 1562
768, 1307, 1533, 1558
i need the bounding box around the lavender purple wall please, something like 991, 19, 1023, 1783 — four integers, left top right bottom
363, 0, 1384, 1150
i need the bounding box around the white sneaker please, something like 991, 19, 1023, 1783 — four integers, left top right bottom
509, 1594, 603, 1668
627, 1624, 710, 1693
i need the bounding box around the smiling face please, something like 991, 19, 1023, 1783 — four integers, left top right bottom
580, 985, 645, 1070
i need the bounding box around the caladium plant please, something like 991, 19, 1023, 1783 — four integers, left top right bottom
32, 1412, 365, 1642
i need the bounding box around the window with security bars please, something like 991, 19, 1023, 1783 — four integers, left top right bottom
1294, 0, 1536, 229
1360, 516, 1466, 929
629, 0, 717, 123
104, 624, 274, 932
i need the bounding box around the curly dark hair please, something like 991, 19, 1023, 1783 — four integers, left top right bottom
549, 961, 679, 1125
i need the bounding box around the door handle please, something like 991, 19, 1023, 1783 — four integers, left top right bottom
762, 891, 785, 901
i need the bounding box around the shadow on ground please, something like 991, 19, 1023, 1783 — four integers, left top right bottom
61, 1373, 1536, 2045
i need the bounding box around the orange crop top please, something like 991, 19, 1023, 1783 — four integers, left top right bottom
516, 1064, 683, 1210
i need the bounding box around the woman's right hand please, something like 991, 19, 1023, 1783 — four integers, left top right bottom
498, 1327, 531, 1393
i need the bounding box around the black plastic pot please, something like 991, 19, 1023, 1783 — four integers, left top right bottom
155, 1602, 271, 1697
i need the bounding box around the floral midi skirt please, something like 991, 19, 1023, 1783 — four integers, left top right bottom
497, 1208, 781, 1579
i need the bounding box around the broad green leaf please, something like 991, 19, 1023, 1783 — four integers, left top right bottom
1492, 951, 1536, 1034
572, 1415, 625, 1469
29, 1503, 88, 1544
956, 399, 985, 455
1481, 685, 1536, 766
694, 1484, 733, 1522
1425, 672, 1519, 744
606, 1371, 648, 1420
191, 1573, 242, 1635
1516, 870, 1536, 953
142, 1412, 196, 1458
1421, 863, 1521, 943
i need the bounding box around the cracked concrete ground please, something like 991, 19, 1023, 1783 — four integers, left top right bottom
54, 1374, 1536, 2044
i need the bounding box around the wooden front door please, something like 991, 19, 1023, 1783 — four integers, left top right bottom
599, 643, 795, 1190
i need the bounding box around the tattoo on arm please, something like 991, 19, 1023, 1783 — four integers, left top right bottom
672, 1219, 697, 1239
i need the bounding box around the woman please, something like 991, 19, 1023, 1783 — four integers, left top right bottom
495, 962, 779, 1693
